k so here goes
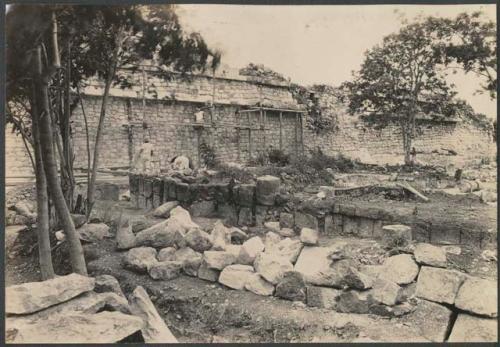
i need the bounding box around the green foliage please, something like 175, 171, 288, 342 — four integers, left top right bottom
267, 149, 290, 166
199, 142, 217, 168
239, 63, 289, 83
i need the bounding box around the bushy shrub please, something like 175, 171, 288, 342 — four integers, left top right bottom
268, 149, 290, 166
199, 143, 217, 168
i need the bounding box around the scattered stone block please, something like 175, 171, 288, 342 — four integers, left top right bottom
335, 290, 374, 314
157, 247, 177, 262
454, 277, 497, 317
264, 232, 282, 251
406, 299, 453, 342
415, 266, 467, 305
266, 237, 303, 264
371, 278, 402, 306
77, 223, 112, 242
414, 243, 447, 268
245, 273, 275, 296
264, 221, 281, 233
306, 286, 342, 309
300, 228, 319, 245
380, 224, 412, 247
130, 216, 157, 233
294, 211, 318, 231
380, 254, 419, 285
203, 251, 236, 270
254, 252, 293, 284
210, 221, 231, 251
238, 236, 265, 265
341, 267, 374, 290
275, 271, 307, 302
116, 225, 137, 250
197, 261, 220, 282
185, 228, 213, 252
448, 314, 498, 342
123, 247, 158, 273
278, 228, 295, 237
94, 275, 125, 298
6, 274, 95, 315
279, 212, 294, 229
238, 207, 253, 226
229, 227, 248, 244
218, 264, 255, 290
256, 175, 280, 205
148, 261, 182, 280
152, 201, 179, 219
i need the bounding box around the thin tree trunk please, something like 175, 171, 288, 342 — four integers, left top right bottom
34, 15, 87, 275
31, 81, 55, 280
76, 84, 92, 215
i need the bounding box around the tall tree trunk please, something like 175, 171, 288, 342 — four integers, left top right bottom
31, 81, 55, 280
34, 15, 87, 275
86, 28, 123, 218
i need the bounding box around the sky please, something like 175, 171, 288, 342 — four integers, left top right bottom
176, 4, 497, 119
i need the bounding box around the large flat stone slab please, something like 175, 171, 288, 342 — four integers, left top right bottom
415, 266, 467, 305
448, 314, 498, 342
454, 277, 497, 317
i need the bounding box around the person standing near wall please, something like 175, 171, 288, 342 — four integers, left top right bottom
132, 136, 154, 173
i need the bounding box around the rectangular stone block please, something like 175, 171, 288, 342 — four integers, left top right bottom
294, 211, 318, 231
279, 212, 294, 229
138, 195, 146, 210
190, 200, 216, 218
306, 286, 341, 309
217, 203, 238, 225
175, 182, 190, 203
342, 216, 358, 236
238, 207, 253, 226
235, 184, 255, 207
143, 178, 153, 199
255, 205, 268, 226
373, 220, 384, 239
339, 204, 356, 217
430, 228, 460, 246
152, 178, 163, 208
358, 217, 374, 238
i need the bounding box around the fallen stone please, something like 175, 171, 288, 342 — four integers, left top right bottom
77, 223, 112, 242
94, 275, 125, 298
185, 228, 213, 252
454, 277, 497, 317
405, 299, 453, 342
414, 243, 447, 268
256, 175, 280, 205
129, 286, 178, 343
116, 225, 137, 250
279, 212, 294, 229
135, 219, 186, 249
245, 273, 275, 296
359, 264, 383, 279
123, 247, 158, 274
172, 247, 202, 276
130, 216, 158, 233
415, 266, 467, 305
380, 224, 412, 247
5, 311, 143, 343
275, 271, 307, 302
335, 290, 374, 314
267, 237, 303, 264
264, 221, 281, 233
300, 228, 319, 245
238, 236, 265, 265
264, 231, 282, 250
210, 220, 231, 251
254, 252, 293, 284
219, 264, 255, 290
341, 267, 373, 290
197, 261, 220, 282
369, 302, 415, 318
306, 286, 341, 309
371, 277, 402, 306
151, 201, 179, 218
169, 206, 200, 230
225, 244, 242, 258
229, 227, 248, 244
448, 314, 497, 342
172, 247, 200, 264
278, 228, 296, 237
6, 273, 95, 315
203, 251, 236, 270
379, 254, 419, 285
157, 247, 176, 262
148, 261, 183, 280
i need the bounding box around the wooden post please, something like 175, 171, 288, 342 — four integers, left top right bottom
294, 113, 298, 157
263, 109, 267, 154
279, 111, 283, 151
248, 112, 252, 161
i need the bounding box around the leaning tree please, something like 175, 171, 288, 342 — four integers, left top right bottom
342, 20, 459, 165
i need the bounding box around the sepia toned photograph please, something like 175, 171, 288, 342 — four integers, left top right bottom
4, 1, 497, 343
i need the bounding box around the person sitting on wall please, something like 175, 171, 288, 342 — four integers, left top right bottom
132, 137, 154, 174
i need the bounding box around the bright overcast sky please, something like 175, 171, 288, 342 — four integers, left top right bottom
177, 4, 497, 119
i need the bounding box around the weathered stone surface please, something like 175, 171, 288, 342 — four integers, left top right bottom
267, 238, 303, 264
5, 311, 143, 343
116, 225, 137, 250
225, 244, 242, 258
129, 286, 178, 343
245, 273, 275, 296
264, 232, 282, 251
380, 254, 419, 285
341, 267, 373, 290
264, 221, 281, 233
190, 200, 216, 218
415, 266, 467, 305
380, 224, 412, 247
405, 299, 453, 342
219, 264, 255, 290
130, 216, 158, 233
414, 243, 447, 268
6, 274, 95, 315
238, 207, 253, 226
256, 175, 280, 205
157, 247, 176, 262
371, 278, 402, 306
279, 212, 294, 229
238, 236, 265, 265
294, 246, 354, 287
94, 275, 125, 298
254, 252, 293, 284
255, 205, 268, 225
148, 261, 183, 280
300, 228, 319, 246
123, 247, 158, 273
197, 261, 220, 282
185, 228, 213, 252
77, 223, 112, 242
454, 277, 497, 317
210, 220, 231, 251
235, 184, 255, 207
294, 212, 318, 230
151, 201, 179, 218
135, 219, 186, 249
306, 286, 341, 309
359, 264, 383, 280
275, 271, 307, 302
203, 251, 236, 270
448, 314, 498, 342
335, 290, 374, 314
278, 228, 295, 237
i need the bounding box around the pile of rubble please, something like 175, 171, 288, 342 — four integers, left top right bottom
5, 273, 177, 343
117, 205, 497, 342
